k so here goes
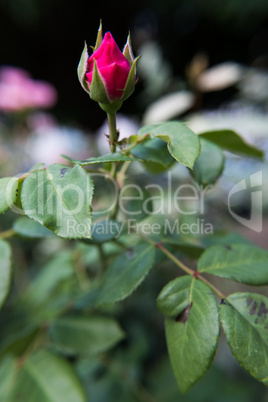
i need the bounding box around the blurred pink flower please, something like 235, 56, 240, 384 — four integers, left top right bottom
0, 66, 57, 112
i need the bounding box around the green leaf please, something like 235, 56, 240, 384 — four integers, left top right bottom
72, 152, 140, 166
13, 217, 55, 238
0, 326, 39, 359
157, 276, 219, 393
201, 231, 252, 248
199, 129, 264, 159
88, 220, 123, 243
162, 238, 205, 259
67, 221, 122, 245
11, 349, 86, 402
97, 243, 155, 305
138, 122, 200, 169
220, 292, 268, 387
123, 188, 153, 221
131, 137, 175, 171
0, 177, 19, 214
21, 164, 94, 239
191, 138, 225, 186
0, 240, 12, 310
60, 154, 74, 164
13, 177, 24, 212
157, 275, 192, 318
29, 163, 46, 171
49, 315, 124, 356
198, 244, 268, 285
0, 355, 17, 400
117, 134, 139, 148
24, 251, 74, 306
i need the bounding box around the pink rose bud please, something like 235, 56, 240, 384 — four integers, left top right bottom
78, 23, 139, 113
86, 32, 131, 101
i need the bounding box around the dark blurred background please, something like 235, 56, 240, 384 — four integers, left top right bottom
1, 0, 268, 129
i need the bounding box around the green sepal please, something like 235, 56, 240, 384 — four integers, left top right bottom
98, 100, 123, 114
120, 56, 140, 103
90, 59, 111, 104
94, 21, 103, 51
123, 34, 134, 66
77, 42, 90, 94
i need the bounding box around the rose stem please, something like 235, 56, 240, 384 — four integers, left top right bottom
107, 112, 118, 154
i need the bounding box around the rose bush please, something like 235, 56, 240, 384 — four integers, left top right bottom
0, 22, 267, 402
